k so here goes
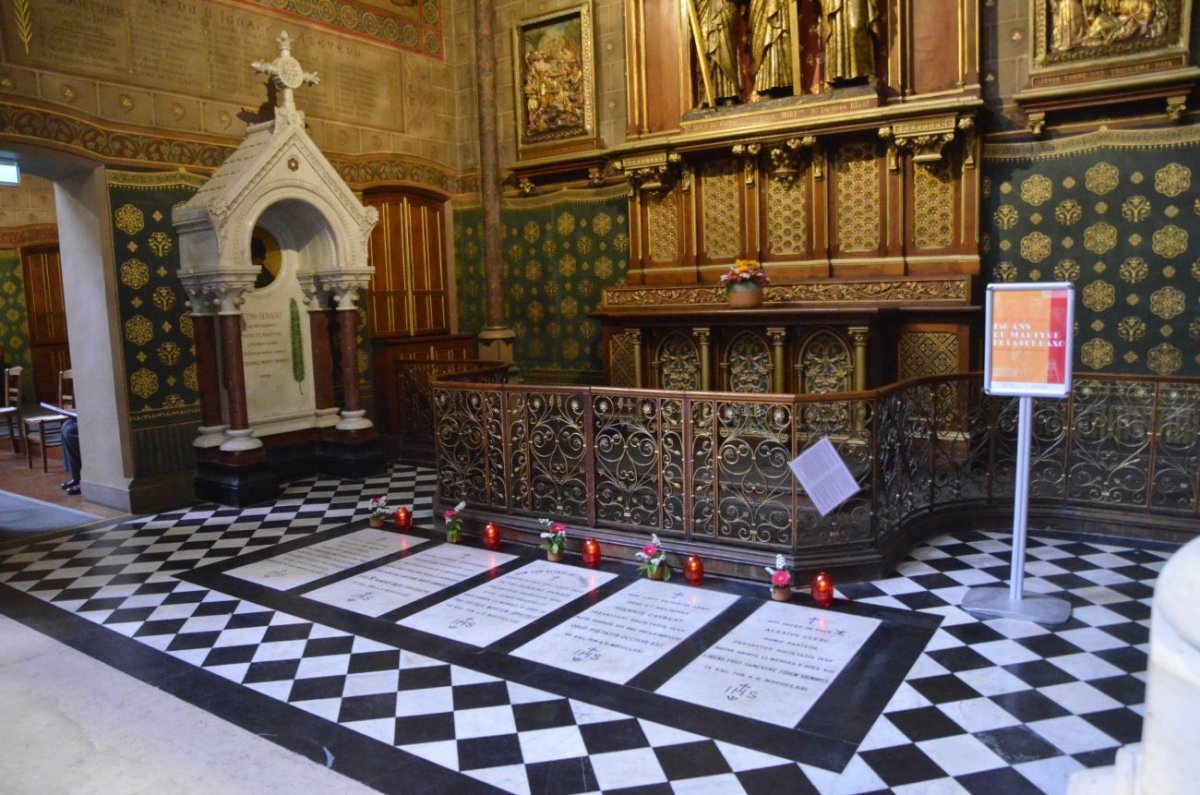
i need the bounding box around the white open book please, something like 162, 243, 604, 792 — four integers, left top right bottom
39, 402, 78, 419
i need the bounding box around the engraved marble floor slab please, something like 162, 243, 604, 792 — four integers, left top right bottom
226, 528, 420, 590
305, 545, 516, 617
512, 579, 738, 684
400, 560, 616, 647
657, 602, 881, 727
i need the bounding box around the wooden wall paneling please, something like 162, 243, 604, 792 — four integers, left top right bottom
407, 197, 449, 336
829, 138, 891, 276
910, 0, 961, 95
624, 0, 645, 136
638, 0, 683, 135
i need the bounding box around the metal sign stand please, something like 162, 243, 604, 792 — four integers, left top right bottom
961, 395, 1072, 625
963, 283, 1074, 627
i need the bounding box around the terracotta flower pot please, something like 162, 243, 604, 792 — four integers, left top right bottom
369, 516, 385, 528
647, 566, 664, 580
547, 550, 564, 562
726, 282, 763, 308
771, 585, 792, 602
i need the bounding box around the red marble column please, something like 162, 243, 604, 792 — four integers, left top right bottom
219, 313, 250, 432
191, 314, 224, 430
309, 308, 335, 412
475, 0, 504, 329
337, 308, 361, 413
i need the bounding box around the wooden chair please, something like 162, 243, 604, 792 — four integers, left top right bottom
0, 366, 23, 453
24, 368, 73, 472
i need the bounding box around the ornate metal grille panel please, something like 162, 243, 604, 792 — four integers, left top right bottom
435, 387, 493, 507
835, 142, 881, 252
1065, 379, 1154, 506
1153, 382, 1200, 512
646, 189, 679, 263
691, 398, 717, 538
913, 159, 954, 250
767, 172, 808, 254
725, 331, 772, 394
701, 159, 740, 259
523, 390, 589, 519
930, 380, 991, 505
715, 400, 794, 548
593, 394, 663, 528
655, 331, 701, 391
795, 397, 874, 547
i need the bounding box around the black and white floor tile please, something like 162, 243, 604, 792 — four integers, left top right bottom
0, 463, 1171, 794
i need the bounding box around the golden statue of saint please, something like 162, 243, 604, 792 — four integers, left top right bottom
1051, 0, 1088, 52
750, 0, 793, 95
823, 0, 882, 85
693, 0, 742, 105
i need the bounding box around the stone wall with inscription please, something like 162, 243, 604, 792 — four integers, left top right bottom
0, 0, 474, 177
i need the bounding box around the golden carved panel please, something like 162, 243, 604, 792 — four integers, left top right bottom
646, 189, 679, 263
913, 160, 954, 250
599, 276, 973, 309
766, 172, 808, 255
725, 331, 772, 394
898, 332, 959, 381
797, 330, 852, 393
701, 159, 740, 260
835, 143, 880, 252
609, 330, 639, 388
655, 331, 701, 390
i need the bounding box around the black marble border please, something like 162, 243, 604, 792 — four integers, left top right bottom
184, 521, 942, 772
0, 584, 499, 795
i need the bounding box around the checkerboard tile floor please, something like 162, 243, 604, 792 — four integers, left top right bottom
0, 463, 1172, 794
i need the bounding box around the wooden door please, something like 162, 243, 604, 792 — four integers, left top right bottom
21, 245, 70, 403
364, 190, 449, 338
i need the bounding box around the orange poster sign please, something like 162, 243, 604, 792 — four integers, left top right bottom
985, 284, 1074, 397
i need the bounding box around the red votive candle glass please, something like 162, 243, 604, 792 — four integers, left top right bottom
811, 571, 834, 607
394, 505, 411, 532
482, 521, 501, 550
684, 555, 704, 586
581, 538, 601, 568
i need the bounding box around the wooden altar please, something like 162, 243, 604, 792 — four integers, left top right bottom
595, 277, 979, 394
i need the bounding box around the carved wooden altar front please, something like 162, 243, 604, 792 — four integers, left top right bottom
595, 277, 977, 394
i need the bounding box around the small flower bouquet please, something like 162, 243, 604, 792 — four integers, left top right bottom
443, 500, 466, 543
635, 533, 671, 580
720, 258, 769, 290
766, 554, 792, 601
539, 519, 568, 560
368, 495, 392, 527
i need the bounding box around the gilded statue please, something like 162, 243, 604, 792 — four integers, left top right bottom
521, 35, 585, 136
1051, 0, 1088, 51
688, 0, 742, 106
1082, 0, 1156, 46
823, 0, 882, 85
749, 0, 793, 95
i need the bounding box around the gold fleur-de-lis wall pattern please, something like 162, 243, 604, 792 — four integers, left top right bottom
108, 170, 206, 414
985, 128, 1200, 376
0, 250, 31, 376
454, 188, 631, 384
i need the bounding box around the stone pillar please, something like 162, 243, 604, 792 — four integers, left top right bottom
849, 326, 870, 433
216, 284, 261, 453
694, 327, 712, 391
768, 327, 787, 393
474, 0, 516, 364
331, 285, 372, 432
1068, 536, 1200, 795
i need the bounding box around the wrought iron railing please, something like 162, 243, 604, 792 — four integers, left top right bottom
433, 374, 1199, 570
394, 359, 509, 464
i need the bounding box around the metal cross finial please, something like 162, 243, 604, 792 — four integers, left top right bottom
251, 31, 320, 113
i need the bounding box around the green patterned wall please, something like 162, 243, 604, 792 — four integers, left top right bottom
454, 186, 631, 383
0, 249, 31, 385
108, 172, 205, 415
984, 126, 1200, 376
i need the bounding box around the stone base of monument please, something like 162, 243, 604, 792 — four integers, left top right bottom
194, 449, 281, 508
316, 436, 387, 479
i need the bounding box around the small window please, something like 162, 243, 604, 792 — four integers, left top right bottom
0, 160, 18, 186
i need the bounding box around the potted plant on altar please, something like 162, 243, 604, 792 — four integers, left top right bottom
368, 496, 392, 528
766, 554, 792, 601
635, 533, 671, 580
443, 501, 466, 543
720, 258, 769, 308
539, 519, 568, 562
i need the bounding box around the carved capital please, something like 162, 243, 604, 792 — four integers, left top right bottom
517, 177, 535, 196
620, 151, 683, 194
768, 136, 821, 184
731, 143, 761, 185
885, 114, 962, 167
316, 269, 373, 310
